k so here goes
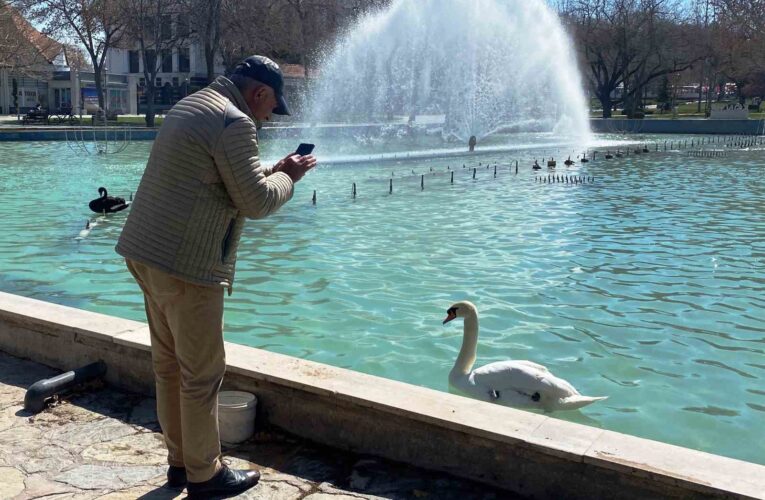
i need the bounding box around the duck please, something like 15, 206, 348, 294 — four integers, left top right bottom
564, 156, 574, 166
88, 187, 129, 214
443, 301, 607, 411
532, 160, 541, 170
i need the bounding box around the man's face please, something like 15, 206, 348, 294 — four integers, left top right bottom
248, 85, 278, 122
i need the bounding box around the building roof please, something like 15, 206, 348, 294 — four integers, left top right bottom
1, 2, 63, 67
280, 63, 319, 79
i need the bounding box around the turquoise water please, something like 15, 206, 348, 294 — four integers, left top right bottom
1, 135, 764, 465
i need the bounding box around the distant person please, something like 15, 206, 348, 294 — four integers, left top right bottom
116, 55, 316, 499
468, 135, 477, 152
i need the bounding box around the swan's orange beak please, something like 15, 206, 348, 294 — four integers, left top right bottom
443, 311, 457, 324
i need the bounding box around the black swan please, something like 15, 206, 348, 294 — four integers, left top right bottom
88, 187, 129, 213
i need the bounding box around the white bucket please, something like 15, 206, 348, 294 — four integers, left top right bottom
218, 391, 257, 444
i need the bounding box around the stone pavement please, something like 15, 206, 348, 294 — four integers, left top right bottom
0, 351, 515, 500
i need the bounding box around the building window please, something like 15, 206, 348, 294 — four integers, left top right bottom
178, 47, 190, 73
128, 50, 139, 73
54, 88, 72, 109
156, 78, 162, 87
145, 50, 156, 72
162, 51, 173, 73
177, 14, 189, 38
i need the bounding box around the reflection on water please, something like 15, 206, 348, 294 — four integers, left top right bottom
0, 135, 764, 465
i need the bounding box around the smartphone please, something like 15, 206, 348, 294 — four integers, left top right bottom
295, 143, 315, 156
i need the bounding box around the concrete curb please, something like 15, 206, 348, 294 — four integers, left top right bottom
1, 291, 763, 499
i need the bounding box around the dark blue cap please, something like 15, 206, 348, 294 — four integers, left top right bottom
232, 55, 290, 116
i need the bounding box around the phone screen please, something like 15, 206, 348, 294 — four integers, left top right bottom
296, 143, 315, 156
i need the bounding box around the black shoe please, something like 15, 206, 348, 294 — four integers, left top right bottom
186, 465, 260, 499
166, 465, 187, 488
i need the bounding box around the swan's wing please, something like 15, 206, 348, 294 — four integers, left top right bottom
512, 360, 550, 373
471, 360, 579, 399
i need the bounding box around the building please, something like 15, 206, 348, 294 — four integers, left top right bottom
0, 3, 67, 114
1, 6, 313, 118
105, 13, 226, 115
0, 4, 130, 116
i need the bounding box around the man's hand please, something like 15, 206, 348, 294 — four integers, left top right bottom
273, 154, 317, 183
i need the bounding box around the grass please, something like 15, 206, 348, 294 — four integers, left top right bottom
591, 98, 764, 119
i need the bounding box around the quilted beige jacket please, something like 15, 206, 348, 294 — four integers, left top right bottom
116, 76, 294, 288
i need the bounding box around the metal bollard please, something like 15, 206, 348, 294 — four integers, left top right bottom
473, 168, 476, 179
312, 190, 316, 205
352, 182, 356, 199
389, 178, 393, 194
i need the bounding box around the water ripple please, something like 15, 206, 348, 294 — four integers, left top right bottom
1, 136, 764, 464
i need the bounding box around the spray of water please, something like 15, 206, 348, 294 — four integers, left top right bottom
308, 0, 590, 146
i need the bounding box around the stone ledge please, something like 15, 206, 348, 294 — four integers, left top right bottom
1, 291, 763, 499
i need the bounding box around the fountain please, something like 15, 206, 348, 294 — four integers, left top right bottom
308, 0, 590, 148
65, 114, 132, 155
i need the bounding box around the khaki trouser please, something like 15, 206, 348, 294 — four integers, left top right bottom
126, 259, 225, 483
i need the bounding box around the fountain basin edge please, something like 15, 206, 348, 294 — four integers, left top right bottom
0, 290, 762, 499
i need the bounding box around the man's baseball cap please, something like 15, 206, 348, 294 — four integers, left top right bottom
232, 55, 290, 116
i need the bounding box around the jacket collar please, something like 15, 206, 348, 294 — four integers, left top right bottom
209, 76, 254, 120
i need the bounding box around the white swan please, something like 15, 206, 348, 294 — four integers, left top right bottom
443, 301, 607, 411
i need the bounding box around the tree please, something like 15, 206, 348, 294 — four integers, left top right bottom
563, 0, 702, 118
119, 0, 187, 127
24, 0, 123, 112
710, 0, 765, 104
184, 0, 223, 83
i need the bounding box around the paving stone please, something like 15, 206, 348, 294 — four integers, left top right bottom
280, 455, 341, 483
18, 443, 77, 474
0, 354, 56, 389
0, 466, 25, 498
20, 473, 75, 499
0, 386, 25, 409
316, 482, 387, 500
82, 432, 166, 465
126, 398, 158, 428
94, 485, 182, 499
259, 470, 314, 493
306, 492, 376, 500
46, 418, 138, 449
0, 404, 20, 432
234, 480, 305, 500
0, 426, 44, 459
54, 464, 165, 490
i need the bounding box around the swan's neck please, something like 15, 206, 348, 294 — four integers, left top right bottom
451, 314, 478, 376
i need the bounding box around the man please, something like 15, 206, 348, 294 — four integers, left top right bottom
116, 55, 316, 498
